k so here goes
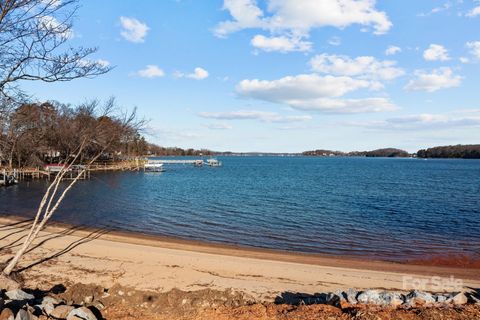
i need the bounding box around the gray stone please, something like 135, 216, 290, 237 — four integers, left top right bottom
357, 290, 403, 306
41, 296, 60, 305
14, 310, 37, 320
66, 307, 97, 320
446, 292, 468, 305
379, 292, 404, 307
0, 308, 15, 320
50, 305, 75, 319
435, 294, 448, 303
41, 302, 55, 315
5, 289, 35, 301
405, 290, 435, 306
345, 288, 358, 305
357, 290, 383, 305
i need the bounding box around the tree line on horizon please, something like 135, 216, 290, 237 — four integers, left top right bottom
303, 145, 480, 159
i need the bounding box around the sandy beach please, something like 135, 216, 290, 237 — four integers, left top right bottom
1, 215, 479, 302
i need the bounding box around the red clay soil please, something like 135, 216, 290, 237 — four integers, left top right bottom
103, 303, 480, 320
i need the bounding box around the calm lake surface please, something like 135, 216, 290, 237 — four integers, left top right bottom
1, 157, 480, 262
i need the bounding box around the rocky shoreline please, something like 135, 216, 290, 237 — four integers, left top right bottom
1, 282, 479, 320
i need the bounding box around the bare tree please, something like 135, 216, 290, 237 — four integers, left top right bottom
0, 0, 111, 100
1, 99, 144, 278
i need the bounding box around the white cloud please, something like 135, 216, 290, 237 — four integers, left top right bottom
348, 110, 480, 130
385, 45, 401, 56
120, 17, 149, 43
466, 6, 480, 17
215, 0, 392, 52
96, 59, 111, 67
205, 123, 233, 130
309, 54, 405, 81
237, 74, 375, 100
423, 44, 450, 61
80, 59, 110, 67
236, 74, 397, 113
284, 97, 398, 113
198, 110, 312, 123
251, 34, 312, 52
405, 67, 462, 92
175, 67, 209, 80
466, 41, 480, 60
41, 0, 62, 8
39, 15, 74, 39
136, 65, 165, 78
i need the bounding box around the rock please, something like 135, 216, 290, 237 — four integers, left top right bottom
50, 305, 75, 319
0, 308, 15, 320
41, 296, 60, 305
41, 302, 55, 315
380, 292, 404, 307
435, 294, 448, 303
345, 288, 358, 305
405, 290, 435, 307
66, 307, 97, 320
14, 310, 37, 320
357, 290, 383, 305
446, 292, 468, 305
0, 274, 20, 291
356, 290, 403, 306
5, 289, 35, 301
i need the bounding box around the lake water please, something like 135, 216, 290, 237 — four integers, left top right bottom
1, 156, 480, 262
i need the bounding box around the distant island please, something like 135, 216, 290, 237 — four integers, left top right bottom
417, 145, 480, 159
302, 148, 410, 158
302, 145, 480, 159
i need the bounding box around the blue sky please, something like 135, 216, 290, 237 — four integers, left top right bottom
22, 0, 480, 152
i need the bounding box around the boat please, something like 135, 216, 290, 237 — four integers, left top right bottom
0, 173, 18, 186
207, 158, 222, 167
144, 161, 165, 172
194, 160, 204, 167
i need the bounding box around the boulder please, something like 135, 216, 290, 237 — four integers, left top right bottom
66, 307, 97, 320
40, 302, 55, 315
345, 288, 358, 305
380, 292, 404, 307
357, 290, 383, 305
357, 290, 403, 306
0, 308, 15, 320
5, 290, 35, 301
41, 296, 60, 305
435, 294, 448, 303
14, 310, 37, 320
446, 292, 468, 305
405, 290, 435, 307
50, 305, 75, 319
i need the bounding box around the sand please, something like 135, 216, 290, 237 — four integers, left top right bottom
0, 216, 479, 301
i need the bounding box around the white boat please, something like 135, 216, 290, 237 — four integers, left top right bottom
207, 158, 222, 167
144, 161, 165, 172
